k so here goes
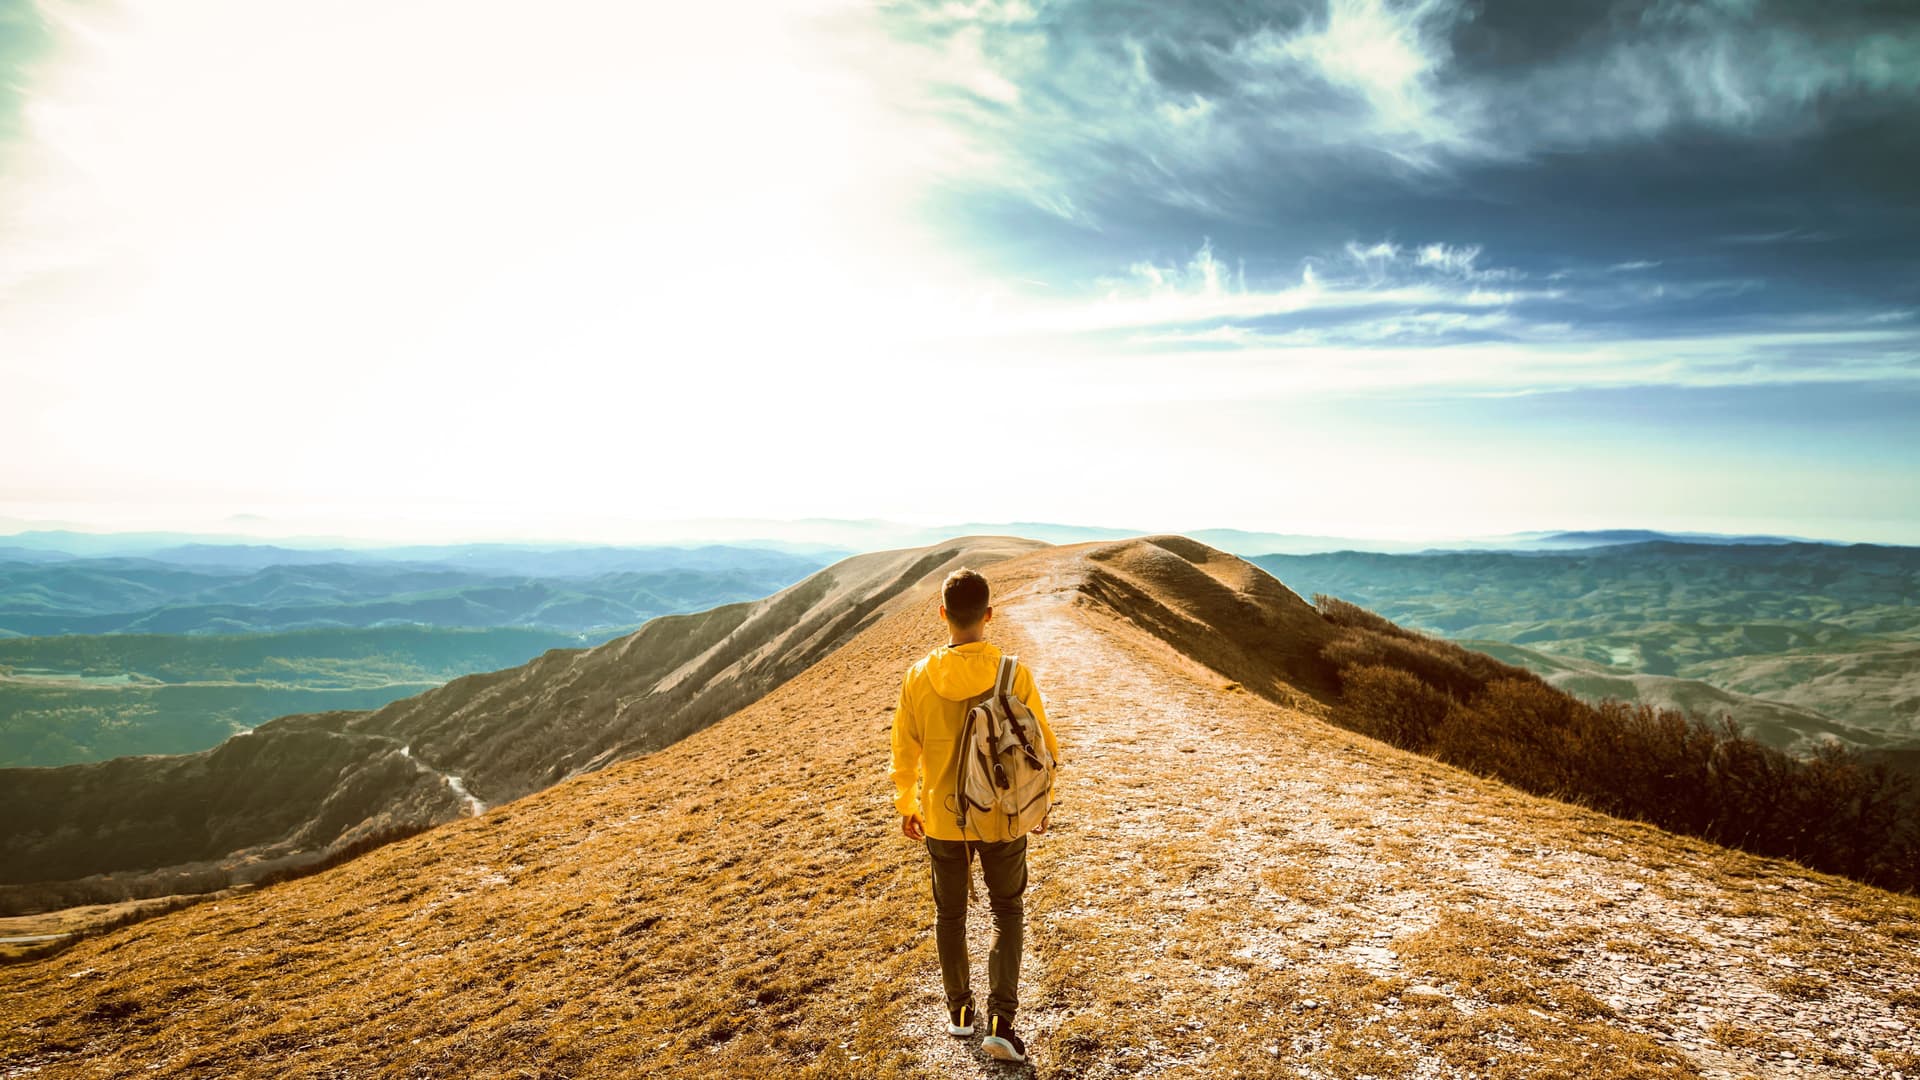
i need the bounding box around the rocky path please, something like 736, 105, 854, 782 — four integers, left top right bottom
897, 587, 1920, 1079
395, 742, 487, 816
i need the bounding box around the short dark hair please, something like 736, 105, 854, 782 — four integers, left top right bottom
941, 568, 990, 626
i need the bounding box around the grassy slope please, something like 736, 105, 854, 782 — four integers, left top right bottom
4, 538, 1916, 1078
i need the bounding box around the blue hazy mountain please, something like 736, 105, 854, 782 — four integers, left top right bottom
0, 540, 836, 766
0, 548, 833, 636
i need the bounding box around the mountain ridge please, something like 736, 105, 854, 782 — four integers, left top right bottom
4, 534, 1914, 1078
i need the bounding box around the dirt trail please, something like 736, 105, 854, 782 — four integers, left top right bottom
897, 585, 1919, 1079
396, 743, 486, 816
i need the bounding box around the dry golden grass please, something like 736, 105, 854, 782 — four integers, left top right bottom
1710, 1021, 1790, 1054
1880, 1049, 1920, 1070
1768, 972, 1830, 999
3, 536, 1917, 1079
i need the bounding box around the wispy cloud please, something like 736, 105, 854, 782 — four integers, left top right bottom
1717, 228, 1840, 246
973, 238, 1545, 341
958, 237, 1920, 398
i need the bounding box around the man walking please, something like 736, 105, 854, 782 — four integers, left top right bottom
890, 567, 1061, 1064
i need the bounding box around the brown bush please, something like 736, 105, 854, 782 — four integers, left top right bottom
1334, 664, 1453, 750
0, 866, 235, 917
1435, 678, 1589, 797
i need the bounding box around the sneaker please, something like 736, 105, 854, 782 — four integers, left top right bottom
946, 999, 974, 1037
982, 1015, 1027, 1063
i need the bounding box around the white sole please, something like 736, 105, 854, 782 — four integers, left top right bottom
946, 1024, 973, 1036
982, 1036, 1024, 1062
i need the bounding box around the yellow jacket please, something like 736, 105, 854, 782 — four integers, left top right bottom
890, 641, 1060, 841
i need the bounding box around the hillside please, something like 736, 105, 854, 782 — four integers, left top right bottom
4, 536, 1915, 1078
0, 538, 1042, 900
1253, 542, 1920, 754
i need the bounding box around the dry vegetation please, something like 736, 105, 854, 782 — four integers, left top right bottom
3, 536, 1917, 1079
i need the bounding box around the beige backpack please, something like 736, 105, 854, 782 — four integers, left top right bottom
950, 654, 1055, 843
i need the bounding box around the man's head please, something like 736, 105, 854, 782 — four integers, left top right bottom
940, 567, 991, 634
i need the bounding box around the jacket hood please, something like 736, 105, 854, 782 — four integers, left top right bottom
925, 642, 1004, 701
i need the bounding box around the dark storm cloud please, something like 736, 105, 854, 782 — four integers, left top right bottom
890, 0, 1920, 384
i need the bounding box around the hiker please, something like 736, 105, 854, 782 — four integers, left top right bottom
889, 567, 1061, 1064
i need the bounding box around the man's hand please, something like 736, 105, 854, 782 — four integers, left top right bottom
902, 813, 925, 841
1032, 812, 1050, 835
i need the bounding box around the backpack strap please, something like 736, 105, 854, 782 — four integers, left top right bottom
995, 654, 1017, 698
990, 656, 1016, 750
995, 653, 1038, 758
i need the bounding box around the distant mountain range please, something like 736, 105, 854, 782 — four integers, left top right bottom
16, 531, 1903, 898
0, 541, 836, 767
4, 528, 1905, 771
0, 627, 597, 767
796, 523, 1836, 556
0, 533, 838, 577
0, 521, 1837, 563
0, 546, 831, 636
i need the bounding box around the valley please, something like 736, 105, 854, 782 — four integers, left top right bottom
1254, 542, 1920, 754
0, 542, 833, 765
0, 627, 597, 766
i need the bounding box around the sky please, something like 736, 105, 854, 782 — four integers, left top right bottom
1, 0, 1916, 545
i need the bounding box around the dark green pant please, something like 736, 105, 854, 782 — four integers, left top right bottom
926, 835, 1027, 1025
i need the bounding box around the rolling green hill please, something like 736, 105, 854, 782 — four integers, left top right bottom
1252, 541, 1920, 752
0, 543, 833, 766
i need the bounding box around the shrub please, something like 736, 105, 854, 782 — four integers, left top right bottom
1334, 664, 1452, 751
1434, 678, 1589, 798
